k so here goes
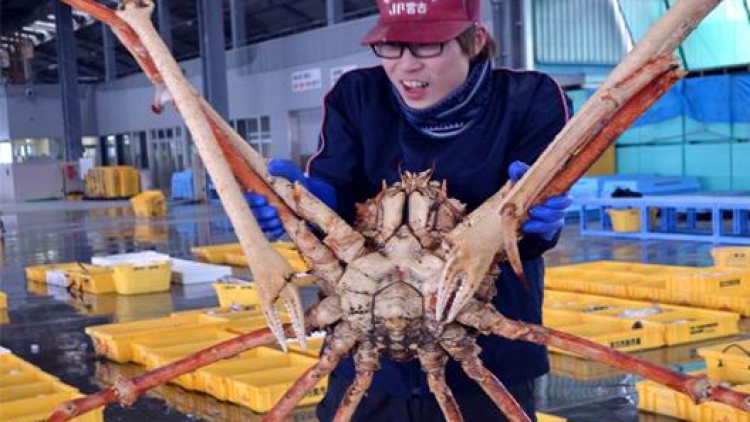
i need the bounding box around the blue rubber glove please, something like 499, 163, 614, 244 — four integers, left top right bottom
245, 192, 286, 240
246, 159, 337, 240
509, 160, 572, 241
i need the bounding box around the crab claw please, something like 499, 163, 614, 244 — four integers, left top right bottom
436, 246, 495, 324
256, 272, 307, 352
500, 207, 525, 282
436, 203, 524, 324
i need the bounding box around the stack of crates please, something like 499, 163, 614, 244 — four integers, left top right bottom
546, 261, 750, 316
25, 260, 172, 295
0, 291, 6, 309
544, 291, 740, 351
0, 349, 104, 422
85, 308, 327, 412
84, 166, 140, 199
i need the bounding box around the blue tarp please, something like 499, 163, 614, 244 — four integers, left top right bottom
572, 73, 750, 127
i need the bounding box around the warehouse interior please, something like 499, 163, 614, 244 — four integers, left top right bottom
1, 0, 750, 421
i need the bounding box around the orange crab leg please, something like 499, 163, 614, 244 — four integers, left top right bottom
47, 326, 290, 422
260, 324, 359, 422
457, 301, 750, 413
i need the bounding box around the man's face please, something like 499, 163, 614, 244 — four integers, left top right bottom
381, 30, 485, 109
382, 40, 469, 109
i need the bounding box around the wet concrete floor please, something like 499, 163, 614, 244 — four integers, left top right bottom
0, 200, 746, 422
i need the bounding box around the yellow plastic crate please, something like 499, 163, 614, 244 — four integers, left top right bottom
67, 266, 116, 294
701, 289, 750, 317
544, 309, 664, 353
112, 261, 172, 295
25, 262, 87, 283
141, 334, 239, 390
595, 307, 739, 346
191, 243, 242, 264
636, 378, 698, 420
582, 272, 647, 297
0, 292, 6, 309
666, 267, 750, 294
626, 279, 668, 302
607, 208, 641, 232
548, 353, 624, 381
536, 413, 567, 422
0, 390, 103, 422
130, 190, 167, 218
0, 353, 103, 422
214, 281, 261, 307
196, 347, 295, 399
130, 327, 241, 365
226, 358, 326, 412
698, 340, 750, 385
223, 313, 291, 335
712, 246, 750, 268
85, 313, 236, 363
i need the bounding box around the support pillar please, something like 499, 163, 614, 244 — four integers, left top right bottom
54, 1, 83, 161
327, 0, 344, 25
157, 0, 174, 52
102, 24, 117, 81
230, 0, 247, 48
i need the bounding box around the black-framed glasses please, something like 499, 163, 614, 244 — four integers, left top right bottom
370, 42, 445, 59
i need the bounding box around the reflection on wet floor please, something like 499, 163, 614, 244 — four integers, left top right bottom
0, 200, 747, 422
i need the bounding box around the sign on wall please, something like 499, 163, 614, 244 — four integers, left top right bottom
291, 68, 322, 93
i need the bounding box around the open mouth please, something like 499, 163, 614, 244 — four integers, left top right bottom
401, 80, 429, 91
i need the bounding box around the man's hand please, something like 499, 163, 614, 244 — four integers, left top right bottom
509, 160, 572, 241
247, 159, 337, 240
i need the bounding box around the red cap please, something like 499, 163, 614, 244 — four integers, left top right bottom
362, 0, 480, 45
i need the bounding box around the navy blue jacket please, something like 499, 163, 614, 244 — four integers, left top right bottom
308, 65, 570, 397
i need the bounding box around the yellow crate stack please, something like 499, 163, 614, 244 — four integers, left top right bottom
84, 307, 327, 412
546, 260, 750, 316
84, 166, 141, 199
0, 291, 6, 309
544, 308, 664, 354
0, 351, 104, 422
544, 291, 740, 348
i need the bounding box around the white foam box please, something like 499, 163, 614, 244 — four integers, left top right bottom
91, 251, 171, 266
170, 259, 232, 285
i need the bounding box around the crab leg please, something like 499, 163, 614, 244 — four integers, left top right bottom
437, 0, 723, 324
260, 323, 360, 422
57, 0, 353, 345
110, 1, 307, 350
47, 326, 291, 422
457, 301, 750, 413
331, 342, 379, 422
441, 325, 533, 422
418, 345, 464, 422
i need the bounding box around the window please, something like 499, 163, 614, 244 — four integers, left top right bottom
235, 115, 272, 158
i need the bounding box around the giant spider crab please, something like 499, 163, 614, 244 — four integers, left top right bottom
48, 1, 750, 422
